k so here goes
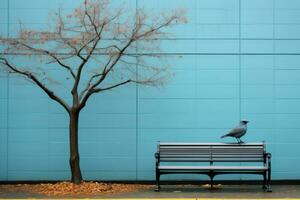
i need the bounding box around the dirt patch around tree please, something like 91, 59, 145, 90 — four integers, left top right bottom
0, 181, 153, 198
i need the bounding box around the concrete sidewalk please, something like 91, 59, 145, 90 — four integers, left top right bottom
108, 184, 300, 199
0, 184, 300, 199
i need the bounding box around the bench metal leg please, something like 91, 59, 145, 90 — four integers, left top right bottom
262, 172, 267, 190
209, 172, 215, 190
155, 171, 161, 192
267, 169, 272, 192
266, 185, 272, 192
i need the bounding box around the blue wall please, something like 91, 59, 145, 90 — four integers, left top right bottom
1, 0, 300, 181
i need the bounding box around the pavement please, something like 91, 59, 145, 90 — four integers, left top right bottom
107, 184, 300, 199
0, 184, 300, 199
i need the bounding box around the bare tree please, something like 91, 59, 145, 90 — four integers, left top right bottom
0, 0, 187, 184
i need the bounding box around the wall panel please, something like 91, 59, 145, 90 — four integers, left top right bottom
0, 0, 300, 181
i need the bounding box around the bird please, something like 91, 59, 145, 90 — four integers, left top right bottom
221, 120, 249, 143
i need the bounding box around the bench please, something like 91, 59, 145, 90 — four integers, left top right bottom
155, 142, 272, 192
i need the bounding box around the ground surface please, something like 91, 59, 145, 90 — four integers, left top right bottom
0, 182, 300, 199
0, 181, 151, 198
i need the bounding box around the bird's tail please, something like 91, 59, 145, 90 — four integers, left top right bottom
221, 135, 227, 139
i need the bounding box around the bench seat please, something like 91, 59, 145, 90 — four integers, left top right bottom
159, 166, 268, 171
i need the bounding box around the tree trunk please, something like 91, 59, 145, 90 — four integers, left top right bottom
69, 109, 83, 184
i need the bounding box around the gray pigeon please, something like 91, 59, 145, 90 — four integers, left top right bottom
221, 121, 249, 143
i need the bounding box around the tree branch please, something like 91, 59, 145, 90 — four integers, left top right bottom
11, 40, 76, 79
71, 34, 101, 96
78, 78, 133, 110
0, 57, 70, 112
71, 10, 108, 96
78, 14, 178, 107
57, 10, 83, 60
92, 79, 132, 93
88, 38, 134, 90
78, 72, 103, 100
78, 53, 115, 101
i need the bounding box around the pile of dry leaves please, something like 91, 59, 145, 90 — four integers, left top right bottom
0, 181, 152, 197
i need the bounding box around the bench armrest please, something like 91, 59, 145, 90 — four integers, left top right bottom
155, 152, 160, 169
155, 152, 160, 159
264, 152, 272, 169
264, 152, 271, 159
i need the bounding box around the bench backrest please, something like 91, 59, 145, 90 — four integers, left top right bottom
157, 142, 266, 162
